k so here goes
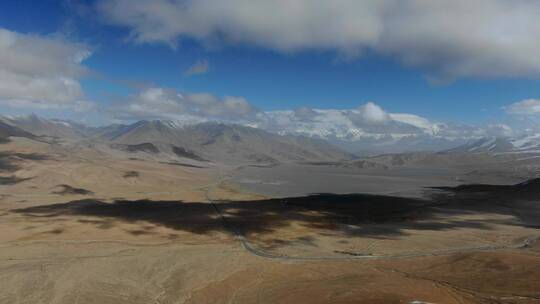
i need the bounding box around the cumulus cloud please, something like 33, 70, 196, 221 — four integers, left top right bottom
97, 0, 540, 80
506, 99, 540, 115
344, 102, 426, 135
112, 87, 259, 122
114, 91, 429, 138
355, 102, 390, 124
97, 0, 386, 51
0, 28, 94, 110
109, 90, 523, 143
248, 101, 435, 141
185, 59, 209, 76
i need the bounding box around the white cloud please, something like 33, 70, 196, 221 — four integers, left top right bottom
185, 59, 209, 76
116, 90, 504, 142
259, 107, 425, 141
98, 0, 540, 79
111, 89, 523, 143
389, 113, 432, 131
115, 92, 430, 140
506, 99, 540, 115
356, 102, 389, 124
261, 103, 520, 141
97, 0, 386, 51
378, 1, 540, 80
112, 87, 259, 122
0, 28, 94, 110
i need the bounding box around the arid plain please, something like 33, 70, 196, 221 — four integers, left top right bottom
1, 135, 539, 304
5, 1, 540, 303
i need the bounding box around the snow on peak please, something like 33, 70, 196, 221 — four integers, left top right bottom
257, 108, 436, 141
511, 134, 540, 151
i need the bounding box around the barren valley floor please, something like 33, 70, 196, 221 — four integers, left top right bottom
1, 138, 539, 304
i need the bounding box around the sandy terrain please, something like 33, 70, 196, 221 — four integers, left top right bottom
1, 138, 539, 303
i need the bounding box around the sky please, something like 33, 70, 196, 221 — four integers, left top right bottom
1, 0, 540, 139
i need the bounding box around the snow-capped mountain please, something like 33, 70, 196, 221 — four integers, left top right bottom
449, 134, 540, 155
256, 108, 437, 142
448, 137, 514, 153
248, 107, 477, 154
116, 102, 461, 147
510, 134, 540, 153
2, 112, 512, 154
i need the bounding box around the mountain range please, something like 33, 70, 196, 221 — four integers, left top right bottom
0, 115, 353, 164
2, 114, 540, 163
101, 120, 354, 164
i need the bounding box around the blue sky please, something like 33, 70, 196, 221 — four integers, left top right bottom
1, 0, 540, 133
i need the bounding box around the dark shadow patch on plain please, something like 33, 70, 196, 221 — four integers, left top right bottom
334, 250, 372, 256
429, 177, 540, 196
12, 177, 540, 239
14, 199, 223, 234
0, 176, 33, 185
11, 153, 50, 161
52, 184, 94, 195
47, 228, 64, 234
171, 145, 208, 162
160, 161, 206, 168
123, 171, 139, 178
0, 151, 51, 173
0, 153, 20, 172
128, 229, 154, 236
111, 143, 160, 154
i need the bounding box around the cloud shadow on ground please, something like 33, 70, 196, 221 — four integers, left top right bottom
12, 178, 540, 239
